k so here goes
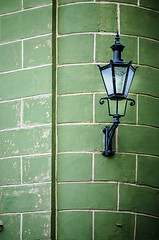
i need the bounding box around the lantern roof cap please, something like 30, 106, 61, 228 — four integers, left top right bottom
110, 30, 125, 52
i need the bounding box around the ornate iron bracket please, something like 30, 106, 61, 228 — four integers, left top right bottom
99, 97, 135, 156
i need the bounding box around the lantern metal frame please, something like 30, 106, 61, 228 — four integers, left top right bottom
98, 31, 137, 156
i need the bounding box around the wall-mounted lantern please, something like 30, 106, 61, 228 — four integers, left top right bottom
98, 31, 137, 156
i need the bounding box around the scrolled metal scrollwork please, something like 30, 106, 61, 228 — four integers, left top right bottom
99, 97, 108, 105
127, 98, 135, 106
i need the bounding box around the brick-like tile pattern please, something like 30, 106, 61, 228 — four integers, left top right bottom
0, 1, 52, 240
56, 1, 159, 240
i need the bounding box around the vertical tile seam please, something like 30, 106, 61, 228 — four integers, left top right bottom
134, 213, 137, 240
20, 99, 24, 127
137, 0, 140, 6
93, 33, 96, 63
117, 182, 119, 210
92, 153, 94, 181
93, 94, 95, 123
117, 3, 120, 34
55, 1, 59, 240
20, 213, 23, 240
92, 211, 94, 240
22, 40, 24, 69
135, 154, 138, 184
20, 156, 23, 184
137, 37, 139, 65
115, 128, 119, 153
21, 0, 23, 10
136, 94, 138, 124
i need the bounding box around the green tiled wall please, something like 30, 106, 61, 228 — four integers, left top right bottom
0, 0, 159, 239
56, 1, 159, 240
0, 1, 54, 239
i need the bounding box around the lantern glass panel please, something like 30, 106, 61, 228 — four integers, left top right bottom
101, 67, 113, 96
114, 66, 127, 94
124, 67, 135, 97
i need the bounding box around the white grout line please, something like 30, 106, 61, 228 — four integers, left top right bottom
0, 33, 52, 46
117, 4, 120, 34
20, 156, 23, 184
0, 123, 52, 133
93, 94, 95, 123
93, 34, 96, 63
0, 152, 51, 160
0, 93, 52, 104
115, 128, 118, 153
20, 213, 23, 240
0, 63, 52, 75
135, 155, 138, 184
57, 209, 159, 219
134, 214, 137, 240
20, 99, 24, 127
0, 182, 51, 188
0, 210, 51, 216
21, 40, 23, 68
58, 1, 159, 13
55, 1, 58, 240
92, 153, 94, 182
57, 151, 159, 159
137, 37, 139, 65
136, 95, 138, 125
57, 181, 159, 191
137, 0, 140, 6
0, 3, 52, 17
92, 211, 94, 240
117, 183, 119, 210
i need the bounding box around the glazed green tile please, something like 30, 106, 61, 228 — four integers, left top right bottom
0, 158, 21, 185
118, 125, 159, 156
0, 42, 21, 72
130, 66, 159, 98
120, 5, 159, 40
136, 215, 159, 240
94, 212, 135, 240
23, 0, 52, 8
96, 35, 137, 64
94, 153, 136, 183
58, 4, 117, 34
96, 0, 137, 3
58, 35, 94, 64
58, 183, 117, 210
0, 6, 52, 43
137, 155, 159, 188
0, 126, 51, 157
95, 93, 136, 124
0, 0, 21, 14
138, 95, 159, 127
0, 183, 51, 213
57, 124, 107, 152
59, 0, 94, 5
0, 66, 52, 101
22, 212, 51, 239
57, 65, 104, 95
0, 214, 20, 240
57, 94, 93, 123
140, 0, 159, 11
23, 96, 52, 125
23, 35, 52, 68
57, 153, 92, 182
0, 101, 21, 130
57, 211, 92, 240
23, 155, 51, 183
139, 38, 159, 68
119, 184, 159, 216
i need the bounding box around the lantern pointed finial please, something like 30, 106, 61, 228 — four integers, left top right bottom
115, 30, 120, 43
110, 30, 125, 63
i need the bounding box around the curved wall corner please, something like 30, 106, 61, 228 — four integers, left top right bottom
57, 0, 159, 239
